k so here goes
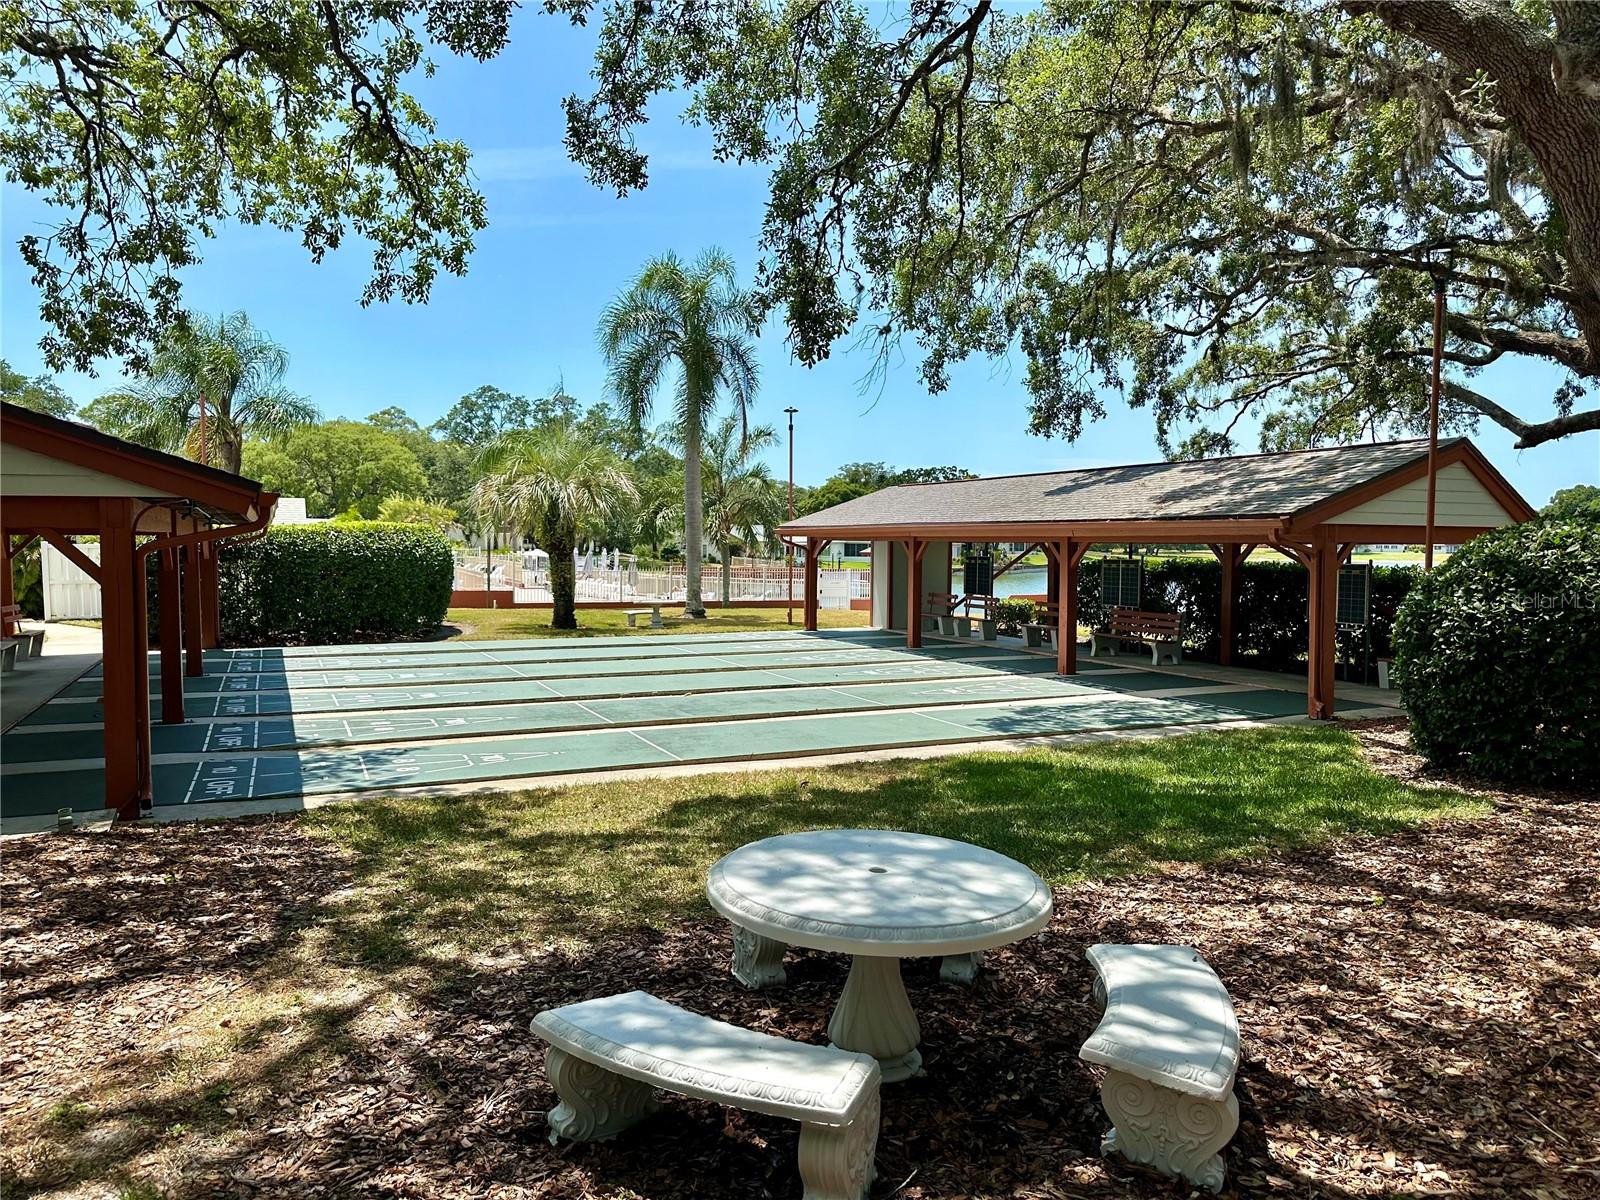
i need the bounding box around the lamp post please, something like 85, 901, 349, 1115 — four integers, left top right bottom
1425, 275, 1445, 571
785, 406, 798, 624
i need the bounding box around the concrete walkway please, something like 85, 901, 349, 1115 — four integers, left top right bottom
1, 622, 102, 734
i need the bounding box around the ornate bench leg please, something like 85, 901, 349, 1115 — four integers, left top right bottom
1098, 1068, 1238, 1193
544, 1047, 660, 1143
797, 1092, 879, 1200
939, 951, 983, 984
731, 923, 788, 989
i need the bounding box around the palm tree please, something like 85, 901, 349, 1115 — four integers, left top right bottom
701, 416, 784, 607
472, 423, 637, 630
599, 248, 759, 618
88, 311, 316, 473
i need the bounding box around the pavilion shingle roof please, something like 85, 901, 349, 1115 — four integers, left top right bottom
786, 438, 1457, 530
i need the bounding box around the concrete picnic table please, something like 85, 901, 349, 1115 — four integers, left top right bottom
706, 828, 1054, 1081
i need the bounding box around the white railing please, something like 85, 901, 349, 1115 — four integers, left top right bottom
452, 549, 868, 608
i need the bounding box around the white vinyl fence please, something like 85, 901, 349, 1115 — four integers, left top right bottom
452, 549, 868, 609
41, 540, 102, 619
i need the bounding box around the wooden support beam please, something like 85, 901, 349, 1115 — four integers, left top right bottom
98, 501, 141, 820
1056, 539, 1082, 674
905, 539, 924, 649
39, 530, 101, 582
1307, 538, 1338, 719
182, 545, 205, 676
158, 548, 186, 725
1214, 543, 1254, 667
199, 542, 220, 648
803, 539, 821, 631
0, 541, 14, 637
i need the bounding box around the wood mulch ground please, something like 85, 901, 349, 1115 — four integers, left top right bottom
2, 723, 1596, 1199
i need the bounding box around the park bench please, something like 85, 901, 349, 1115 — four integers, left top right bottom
622, 605, 662, 628
1089, 607, 1183, 665
958, 595, 999, 641
1080, 943, 1240, 1193
532, 990, 880, 1200
0, 638, 17, 672
921, 591, 961, 636
1, 604, 45, 659
1022, 602, 1060, 648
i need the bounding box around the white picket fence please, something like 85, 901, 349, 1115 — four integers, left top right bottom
40, 540, 102, 619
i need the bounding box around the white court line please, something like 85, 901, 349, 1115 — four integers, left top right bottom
626, 729, 682, 761
571, 701, 613, 724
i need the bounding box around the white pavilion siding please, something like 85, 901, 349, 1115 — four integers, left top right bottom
1331, 462, 1515, 527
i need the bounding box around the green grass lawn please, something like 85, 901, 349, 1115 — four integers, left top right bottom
444, 604, 869, 639
303, 724, 1485, 968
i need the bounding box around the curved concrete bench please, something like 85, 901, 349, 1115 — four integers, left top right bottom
531, 990, 879, 1200
1080, 944, 1240, 1193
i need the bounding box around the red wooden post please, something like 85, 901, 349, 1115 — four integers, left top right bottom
1307, 539, 1338, 719
1057, 539, 1080, 674
158, 547, 186, 724
1218, 545, 1239, 667
906, 540, 924, 649
0, 537, 14, 636
98, 500, 141, 819
199, 541, 220, 648
182, 545, 205, 676
803, 539, 820, 631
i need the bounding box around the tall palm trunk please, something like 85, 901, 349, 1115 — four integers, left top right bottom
546, 523, 578, 630
721, 541, 734, 608
682, 416, 706, 618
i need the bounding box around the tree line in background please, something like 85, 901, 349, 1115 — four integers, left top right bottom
1, 265, 981, 631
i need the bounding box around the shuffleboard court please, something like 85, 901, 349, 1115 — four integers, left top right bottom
65, 641, 1025, 697
118, 629, 910, 676
3, 673, 1126, 761
163, 627, 900, 664
5, 690, 1281, 814
0, 632, 1363, 820
22, 650, 1067, 726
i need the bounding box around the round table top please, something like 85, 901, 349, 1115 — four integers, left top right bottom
706, 829, 1054, 957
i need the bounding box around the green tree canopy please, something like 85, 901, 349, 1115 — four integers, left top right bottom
1, 0, 515, 374
244, 420, 426, 519
1541, 484, 1600, 520
567, 0, 1600, 453
1, 360, 74, 418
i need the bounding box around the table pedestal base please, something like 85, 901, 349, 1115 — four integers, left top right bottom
827, 954, 923, 1082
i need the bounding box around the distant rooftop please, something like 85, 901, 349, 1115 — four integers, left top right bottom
783, 438, 1475, 529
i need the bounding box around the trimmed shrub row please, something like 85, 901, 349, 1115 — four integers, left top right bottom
1062, 556, 1417, 671
219, 522, 452, 645
1393, 518, 1598, 787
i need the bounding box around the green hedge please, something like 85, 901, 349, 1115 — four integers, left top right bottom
1069, 556, 1416, 672
1393, 518, 1598, 786
218, 523, 453, 645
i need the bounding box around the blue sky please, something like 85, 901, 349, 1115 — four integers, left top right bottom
2, 10, 1595, 502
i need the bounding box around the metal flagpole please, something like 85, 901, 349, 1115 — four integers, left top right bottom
785, 406, 798, 624
1425, 276, 1444, 571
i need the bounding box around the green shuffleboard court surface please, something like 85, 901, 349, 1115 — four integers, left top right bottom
5, 691, 1276, 815
120, 629, 909, 676
4, 673, 1119, 761
69, 641, 1027, 697
0, 632, 1361, 818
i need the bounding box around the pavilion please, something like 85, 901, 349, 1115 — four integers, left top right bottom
1, 402, 277, 818
780, 438, 1534, 718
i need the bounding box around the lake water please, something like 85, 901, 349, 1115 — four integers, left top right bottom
990, 567, 1049, 598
